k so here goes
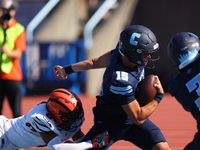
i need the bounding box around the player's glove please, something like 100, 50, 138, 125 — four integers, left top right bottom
91, 131, 110, 148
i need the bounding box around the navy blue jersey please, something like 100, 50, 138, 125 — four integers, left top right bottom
168, 58, 200, 121
83, 47, 167, 150
93, 47, 144, 124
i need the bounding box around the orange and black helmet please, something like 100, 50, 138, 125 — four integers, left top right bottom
46, 88, 84, 131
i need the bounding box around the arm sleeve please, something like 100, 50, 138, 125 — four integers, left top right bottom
48, 136, 93, 150
74, 136, 85, 143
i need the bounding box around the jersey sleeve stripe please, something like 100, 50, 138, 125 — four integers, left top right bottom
110, 85, 133, 95
33, 117, 51, 132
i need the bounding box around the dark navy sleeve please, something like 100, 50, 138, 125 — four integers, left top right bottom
109, 71, 137, 105
168, 77, 190, 111
168, 77, 179, 96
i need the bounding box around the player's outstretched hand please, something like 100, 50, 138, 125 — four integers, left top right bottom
153, 75, 164, 94
91, 131, 110, 148
54, 65, 68, 80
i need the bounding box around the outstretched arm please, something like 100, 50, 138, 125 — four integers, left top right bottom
72, 129, 85, 142
45, 131, 109, 150
122, 75, 164, 125
40, 131, 58, 144
54, 51, 112, 80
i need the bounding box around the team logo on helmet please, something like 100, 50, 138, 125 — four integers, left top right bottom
129, 33, 141, 46
179, 47, 199, 69
153, 43, 159, 50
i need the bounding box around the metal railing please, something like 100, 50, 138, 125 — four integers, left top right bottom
26, 0, 60, 44
83, 0, 117, 50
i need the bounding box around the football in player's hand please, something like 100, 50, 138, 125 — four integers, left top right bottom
135, 75, 157, 106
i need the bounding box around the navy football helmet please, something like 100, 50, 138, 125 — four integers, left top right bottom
167, 32, 200, 70
118, 25, 160, 68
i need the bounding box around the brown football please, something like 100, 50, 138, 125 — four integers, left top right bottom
135, 75, 157, 106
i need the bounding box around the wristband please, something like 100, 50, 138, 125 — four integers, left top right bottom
64, 65, 75, 75
154, 93, 164, 103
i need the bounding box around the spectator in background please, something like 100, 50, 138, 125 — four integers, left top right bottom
0, 0, 26, 118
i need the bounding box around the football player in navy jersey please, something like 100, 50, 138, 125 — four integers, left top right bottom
54, 25, 171, 150
168, 32, 200, 150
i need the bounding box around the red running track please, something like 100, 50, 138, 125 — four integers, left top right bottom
2, 93, 197, 150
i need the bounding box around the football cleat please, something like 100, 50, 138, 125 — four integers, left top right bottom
91, 131, 110, 148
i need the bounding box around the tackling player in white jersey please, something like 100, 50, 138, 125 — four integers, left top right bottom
0, 88, 109, 150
